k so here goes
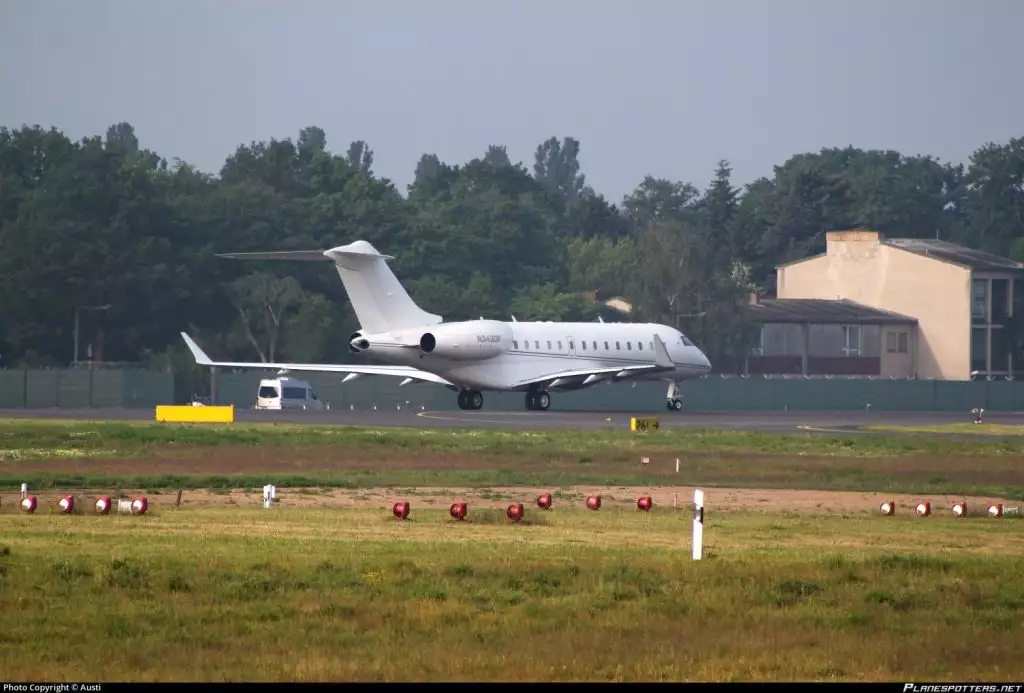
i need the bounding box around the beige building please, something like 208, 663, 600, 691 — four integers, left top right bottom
766, 229, 1024, 380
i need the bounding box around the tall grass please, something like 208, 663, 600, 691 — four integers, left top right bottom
0, 508, 1021, 681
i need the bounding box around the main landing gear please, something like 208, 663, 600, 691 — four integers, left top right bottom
457, 389, 483, 410
525, 389, 551, 411
666, 380, 683, 412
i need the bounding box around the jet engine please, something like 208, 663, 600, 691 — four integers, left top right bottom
349, 331, 370, 353
418, 320, 513, 361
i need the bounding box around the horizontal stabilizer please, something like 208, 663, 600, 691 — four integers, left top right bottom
179, 332, 453, 387
216, 250, 332, 261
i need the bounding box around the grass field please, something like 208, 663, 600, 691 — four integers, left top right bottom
1, 418, 1022, 681
865, 423, 1024, 436
1, 419, 1023, 499
1, 506, 1022, 681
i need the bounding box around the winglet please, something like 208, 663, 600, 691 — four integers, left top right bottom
180, 332, 213, 366
652, 334, 674, 369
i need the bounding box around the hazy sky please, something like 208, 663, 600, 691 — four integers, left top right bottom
2, 0, 1021, 202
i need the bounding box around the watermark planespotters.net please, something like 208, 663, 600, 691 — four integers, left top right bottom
903, 685, 1023, 693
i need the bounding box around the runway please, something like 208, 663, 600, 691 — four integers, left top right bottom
0, 407, 1020, 435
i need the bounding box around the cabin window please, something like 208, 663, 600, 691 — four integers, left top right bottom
604, 341, 609, 350
558, 341, 562, 349
524, 341, 529, 350
592, 341, 597, 350
569, 341, 574, 350
649, 341, 654, 350
513, 341, 518, 349
638, 342, 643, 351
627, 342, 632, 350
616, 341, 620, 350
547, 340, 552, 349
582, 341, 587, 350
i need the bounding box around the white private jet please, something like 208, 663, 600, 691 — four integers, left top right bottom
179, 240, 712, 412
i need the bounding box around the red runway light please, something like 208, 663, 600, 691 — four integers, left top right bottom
507, 503, 524, 522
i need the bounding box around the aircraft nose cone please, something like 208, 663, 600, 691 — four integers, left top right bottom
701, 351, 712, 370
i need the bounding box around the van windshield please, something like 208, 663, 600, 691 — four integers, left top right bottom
258, 386, 278, 398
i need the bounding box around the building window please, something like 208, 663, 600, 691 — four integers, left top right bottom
842, 325, 861, 356
972, 278, 988, 323
751, 326, 764, 355
992, 279, 1009, 325
886, 330, 909, 354
991, 327, 1010, 372
971, 327, 988, 373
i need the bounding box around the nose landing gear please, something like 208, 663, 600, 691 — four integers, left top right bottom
666, 380, 683, 411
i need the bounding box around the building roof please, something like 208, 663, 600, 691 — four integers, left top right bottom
746, 298, 917, 325
883, 238, 1024, 272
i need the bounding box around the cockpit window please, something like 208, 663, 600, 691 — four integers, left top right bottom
680, 335, 694, 347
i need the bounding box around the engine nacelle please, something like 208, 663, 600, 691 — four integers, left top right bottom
349, 331, 369, 353
419, 320, 513, 361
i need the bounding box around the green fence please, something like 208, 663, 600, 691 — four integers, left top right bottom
0, 369, 173, 410
2, 368, 1023, 413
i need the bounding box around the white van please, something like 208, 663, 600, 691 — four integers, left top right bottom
255, 377, 326, 410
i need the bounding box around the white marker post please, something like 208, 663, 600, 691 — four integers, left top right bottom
692, 489, 704, 561
20, 483, 28, 499
263, 484, 276, 509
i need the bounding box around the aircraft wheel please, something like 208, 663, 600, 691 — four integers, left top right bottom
667, 398, 683, 411
468, 390, 484, 410
536, 391, 551, 411
457, 391, 469, 410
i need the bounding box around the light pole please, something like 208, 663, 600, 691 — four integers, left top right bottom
74, 304, 111, 367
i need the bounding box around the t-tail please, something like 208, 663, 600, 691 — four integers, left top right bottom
216, 240, 442, 334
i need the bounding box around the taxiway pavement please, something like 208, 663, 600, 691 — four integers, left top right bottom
0, 407, 1020, 435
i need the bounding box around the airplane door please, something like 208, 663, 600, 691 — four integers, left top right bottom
565, 336, 576, 356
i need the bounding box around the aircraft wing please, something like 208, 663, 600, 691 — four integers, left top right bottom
179, 332, 454, 387
512, 333, 676, 389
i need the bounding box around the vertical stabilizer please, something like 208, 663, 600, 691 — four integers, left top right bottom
322, 241, 441, 333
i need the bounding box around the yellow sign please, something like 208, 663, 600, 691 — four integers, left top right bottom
155, 405, 235, 423
630, 417, 660, 432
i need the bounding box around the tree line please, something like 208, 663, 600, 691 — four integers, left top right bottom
1, 122, 1022, 376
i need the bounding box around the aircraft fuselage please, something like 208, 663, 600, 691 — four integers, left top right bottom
349, 318, 711, 392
